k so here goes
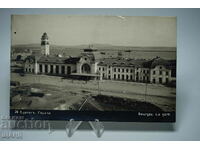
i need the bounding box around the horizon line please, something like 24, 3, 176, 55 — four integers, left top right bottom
11, 43, 177, 48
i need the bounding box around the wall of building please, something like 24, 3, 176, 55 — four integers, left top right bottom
25, 62, 76, 76
77, 56, 94, 74
41, 45, 50, 56
150, 65, 172, 84
98, 65, 135, 81
24, 58, 175, 85
138, 68, 151, 83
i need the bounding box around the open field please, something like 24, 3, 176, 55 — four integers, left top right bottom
11, 73, 176, 112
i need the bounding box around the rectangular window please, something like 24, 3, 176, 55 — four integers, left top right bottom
56, 65, 59, 74
153, 78, 156, 83
126, 75, 129, 80
61, 66, 65, 74
118, 74, 120, 79
153, 71, 156, 75
67, 66, 71, 75
122, 75, 124, 80
159, 77, 162, 84
166, 71, 168, 76
166, 78, 169, 84
130, 75, 133, 80
50, 65, 53, 74
45, 65, 48, 73
108, 70, 111, 74
99, 67, 101, 71
114, 68, 116, 72
126, 69, 129, 73
118, 68, 120, 72
130, 69, 133, 73
39, 64, 42, 73
159, 71, 162, 75
122, 69, 124, 72
114, 74, 116, 79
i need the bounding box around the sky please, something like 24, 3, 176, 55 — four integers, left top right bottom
11, 15, 176, 47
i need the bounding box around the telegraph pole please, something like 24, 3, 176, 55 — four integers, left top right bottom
97, 71, 101, 95
144, 81, 147, 101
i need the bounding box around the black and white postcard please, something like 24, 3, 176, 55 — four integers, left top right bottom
10, 15, 176, 122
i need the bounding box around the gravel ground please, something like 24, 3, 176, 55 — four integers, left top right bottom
11, 73, 176, 111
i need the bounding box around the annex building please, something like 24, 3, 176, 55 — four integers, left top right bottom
23, 33, 176, 84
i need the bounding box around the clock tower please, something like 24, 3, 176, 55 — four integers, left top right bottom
41, 32, 50, 56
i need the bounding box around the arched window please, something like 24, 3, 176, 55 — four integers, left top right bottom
81, 64, 91, 74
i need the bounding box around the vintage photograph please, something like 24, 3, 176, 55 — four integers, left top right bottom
10, 15, 176, 121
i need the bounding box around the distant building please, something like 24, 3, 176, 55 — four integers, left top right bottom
23, 33, 176, 85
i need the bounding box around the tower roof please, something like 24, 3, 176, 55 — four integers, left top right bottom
41, 32, 48, 40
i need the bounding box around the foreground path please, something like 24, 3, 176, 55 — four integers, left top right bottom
11, 73, 176, 111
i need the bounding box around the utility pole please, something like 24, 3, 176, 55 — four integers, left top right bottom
144, 81, 147, 101
97, 71, 101, 95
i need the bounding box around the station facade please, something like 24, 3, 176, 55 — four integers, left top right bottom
24, 33, 176, 84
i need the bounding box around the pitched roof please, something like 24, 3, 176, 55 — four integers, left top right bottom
24, 55, 37, 63
25, 55, 80, 64
98, 58, 147, 67
150, 57, 176, 69
98, 57, 176, 69
41, 32, 48, 40
81, 51, 102, 62
64, 57, 81, 64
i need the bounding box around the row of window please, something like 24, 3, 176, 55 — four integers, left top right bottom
152, 77, 169, 84
142, 70, 149, 74
38, 64, 71, 74
25, 68, 34, 73
101, 72, 171, 84
152, 70, 169, 76
102, 73, 134, 81
102, 74, 151, 82
24, 64, 72, 74
99, 67, 134, 73
99, 67, 170, 76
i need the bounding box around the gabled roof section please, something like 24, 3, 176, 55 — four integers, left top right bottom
25, 55, 80, 65
64, 57, 81, 64
81, 51, 102, 62
98, 57, 176, 69
150, 57, 176, 69
98, 58, 147, 67
24, 55, 37, 63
